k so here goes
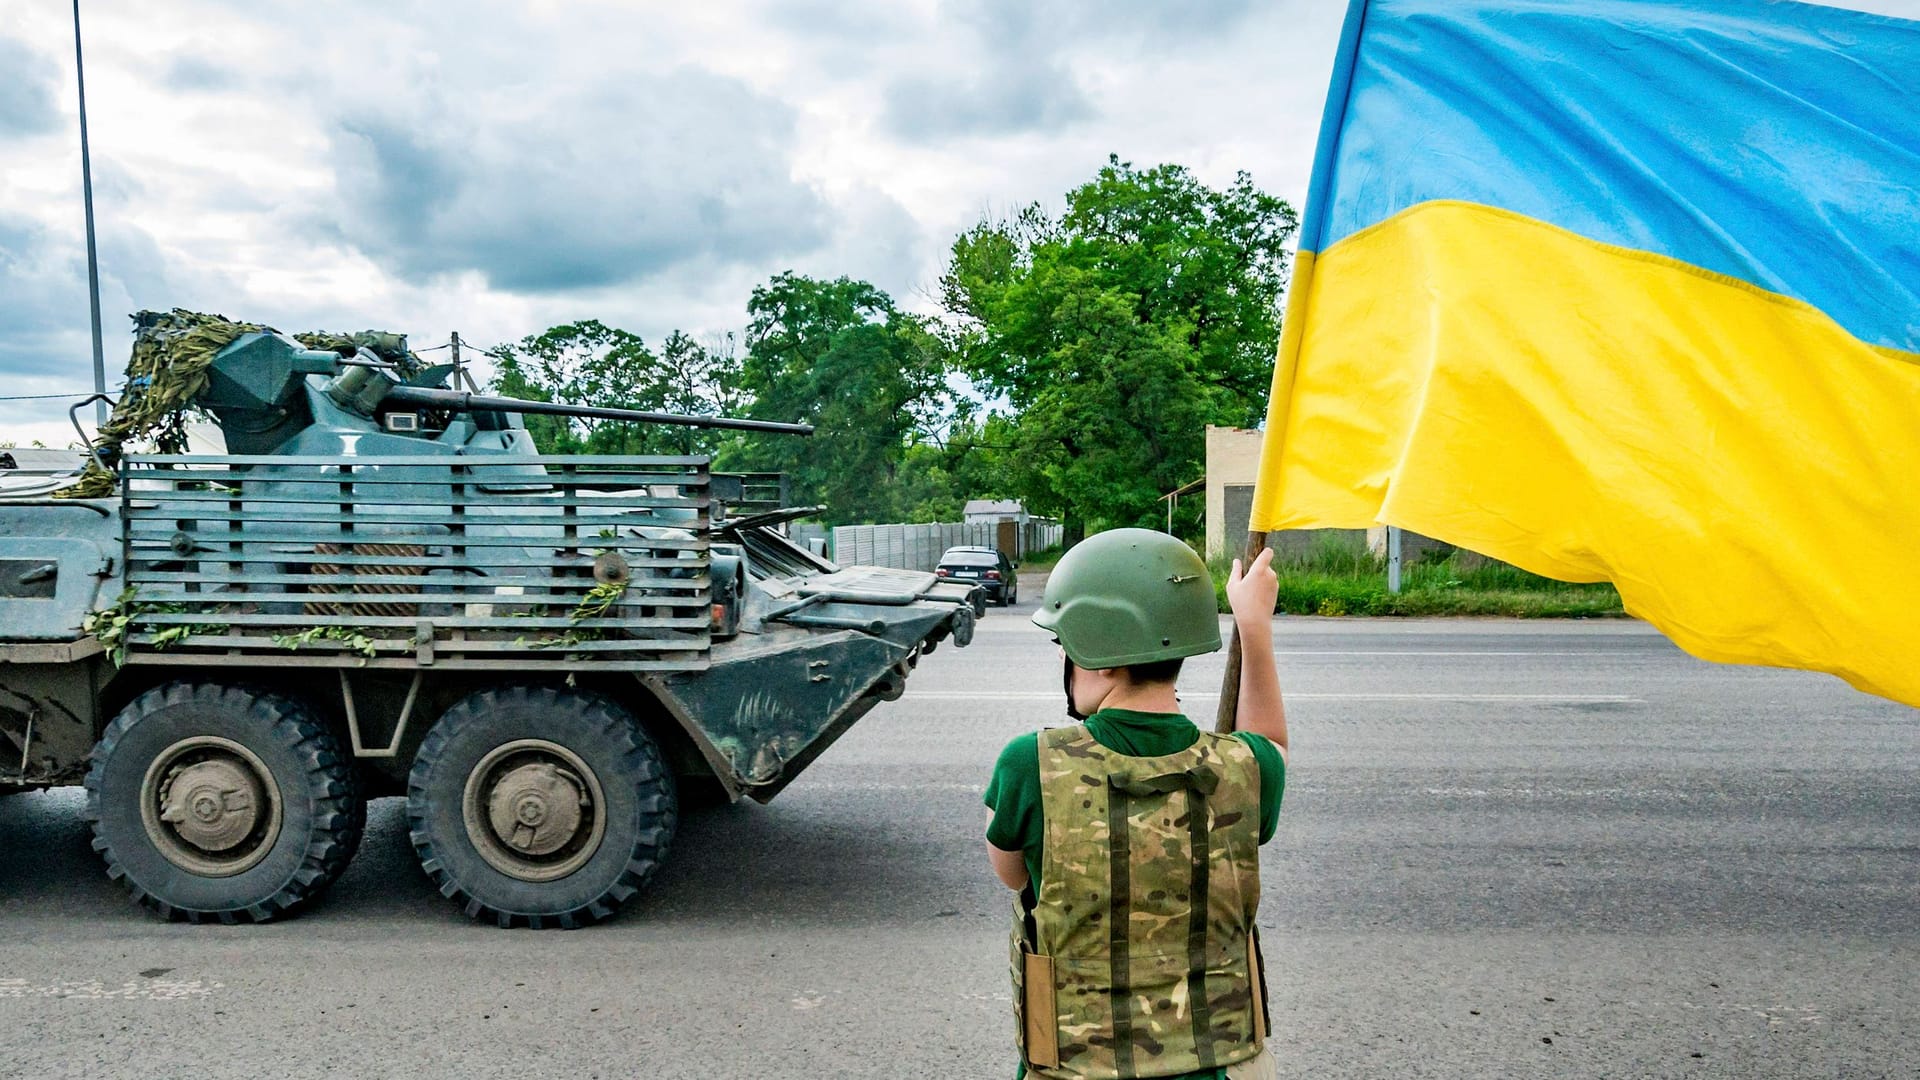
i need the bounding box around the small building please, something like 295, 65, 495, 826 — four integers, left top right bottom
1203, 425, 1459, 563
1205, 425, 1371, 560
963, 499, 1028, 525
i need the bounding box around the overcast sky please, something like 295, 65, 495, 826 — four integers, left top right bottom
3, 0, 1916, 445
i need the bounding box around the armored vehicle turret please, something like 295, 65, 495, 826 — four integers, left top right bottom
0, 313, 978, 927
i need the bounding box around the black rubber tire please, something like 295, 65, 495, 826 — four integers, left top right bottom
406, 686, 677, 929
83, 682, 364, 924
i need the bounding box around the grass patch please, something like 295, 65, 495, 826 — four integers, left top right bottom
1209, 539, 1625, 619
1016, 544, 1066, 571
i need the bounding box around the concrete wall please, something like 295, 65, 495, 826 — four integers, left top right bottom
831, 519, 1065, 570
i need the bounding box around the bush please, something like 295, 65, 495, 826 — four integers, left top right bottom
1209, 545, 1624, 619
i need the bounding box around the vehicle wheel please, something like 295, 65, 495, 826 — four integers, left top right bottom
407, 686, 676, 929
83, 682, 364, 924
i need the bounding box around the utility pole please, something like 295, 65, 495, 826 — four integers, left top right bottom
1387, 525, 1403, 594
450, 331, 481, 392
72, 0, 107, 426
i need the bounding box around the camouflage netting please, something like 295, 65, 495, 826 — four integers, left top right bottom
57, 309, 423, 498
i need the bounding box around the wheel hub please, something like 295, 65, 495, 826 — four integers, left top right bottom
461, 740, 606, 883
139, 736, 283, 878
486, 762, 585, 857
159, 758, 263, 853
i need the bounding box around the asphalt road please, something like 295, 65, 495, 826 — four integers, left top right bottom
2, 585, 1915, 1079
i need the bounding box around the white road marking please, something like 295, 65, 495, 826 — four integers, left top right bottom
799, 782, 987, 793
975, 637, 1637, 656
0, 978, 223, 1000
903, 692, 1643, 703
1272, 651, 1626, 657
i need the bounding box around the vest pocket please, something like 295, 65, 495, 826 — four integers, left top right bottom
1021, 950, 1061, 1068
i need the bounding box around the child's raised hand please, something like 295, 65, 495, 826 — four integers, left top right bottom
1225, 547, 1279, 626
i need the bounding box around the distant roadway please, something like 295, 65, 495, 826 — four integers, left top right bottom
2, 579, 1914, 1078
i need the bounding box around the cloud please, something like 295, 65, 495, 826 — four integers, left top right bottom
765, 0, 922, 41
0, 208, 183, 391
0, 0, 1342, 435
0, 36, 62, 140
323, 68, 832, 294
880, 1, 1091, 141
883, 60, 1092, 142
1089, 0, 1258, 40
877, 0, 1258, 142
0, 215, 91, 382
162, 56, 240, 93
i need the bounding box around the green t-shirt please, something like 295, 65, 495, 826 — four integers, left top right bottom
984, 708, 1287, 1080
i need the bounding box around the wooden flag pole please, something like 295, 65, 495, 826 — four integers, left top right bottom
1214, 529, 1270, 733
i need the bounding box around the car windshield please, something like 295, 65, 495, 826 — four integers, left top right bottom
940, 551, 999, 567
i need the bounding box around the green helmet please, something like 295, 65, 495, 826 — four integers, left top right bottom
1033, 528, 1221, 668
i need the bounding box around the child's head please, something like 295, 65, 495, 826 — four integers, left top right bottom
1034, 529, 1218, 717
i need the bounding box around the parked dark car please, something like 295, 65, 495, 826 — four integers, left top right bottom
936, 546, 1018, 606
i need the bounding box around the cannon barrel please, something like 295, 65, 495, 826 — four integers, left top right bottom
383, 386, 815, 436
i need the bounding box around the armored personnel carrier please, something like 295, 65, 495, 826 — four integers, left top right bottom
0, 312, 978, 927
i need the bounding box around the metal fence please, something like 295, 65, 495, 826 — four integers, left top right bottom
119, 454, 714, 671
829, 519, 1063, 572
712, 472, 787, 519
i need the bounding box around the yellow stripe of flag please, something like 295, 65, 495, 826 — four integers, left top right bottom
1253, 200, 1920, 705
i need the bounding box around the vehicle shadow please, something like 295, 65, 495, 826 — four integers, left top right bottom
0, 789, 136, 924
0, 780, 1006, 930
626, 783, 1005, 927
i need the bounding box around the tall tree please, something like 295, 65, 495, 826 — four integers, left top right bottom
491, 320, 742, 456
941, 156, 1297, 536
721, 272, 950, 524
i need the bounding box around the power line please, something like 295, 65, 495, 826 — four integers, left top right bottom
462, 341, 514, 361
0, 392, 96, 402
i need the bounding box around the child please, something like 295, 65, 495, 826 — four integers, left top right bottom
986, 528, 1286, 1080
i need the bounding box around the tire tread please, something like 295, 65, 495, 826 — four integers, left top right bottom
82, 682, 364, 924
405, 685, 676, 929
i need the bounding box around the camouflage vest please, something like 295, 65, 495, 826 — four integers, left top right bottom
1011, 725, 1268, 1079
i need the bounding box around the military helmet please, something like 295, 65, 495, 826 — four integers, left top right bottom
1033, 528, 1221, 669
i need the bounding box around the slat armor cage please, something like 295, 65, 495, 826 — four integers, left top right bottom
118, 454, 714, 671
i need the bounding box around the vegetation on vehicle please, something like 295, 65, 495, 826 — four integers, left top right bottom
83, 587, 229, 664
60, 309, 424, 498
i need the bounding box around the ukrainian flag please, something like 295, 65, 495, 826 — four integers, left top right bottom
1254, 0, 1920, 705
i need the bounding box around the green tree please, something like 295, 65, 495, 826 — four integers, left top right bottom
490, 320, 743, 456
721, 272, 951, 524
941, 156, 1297, 536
